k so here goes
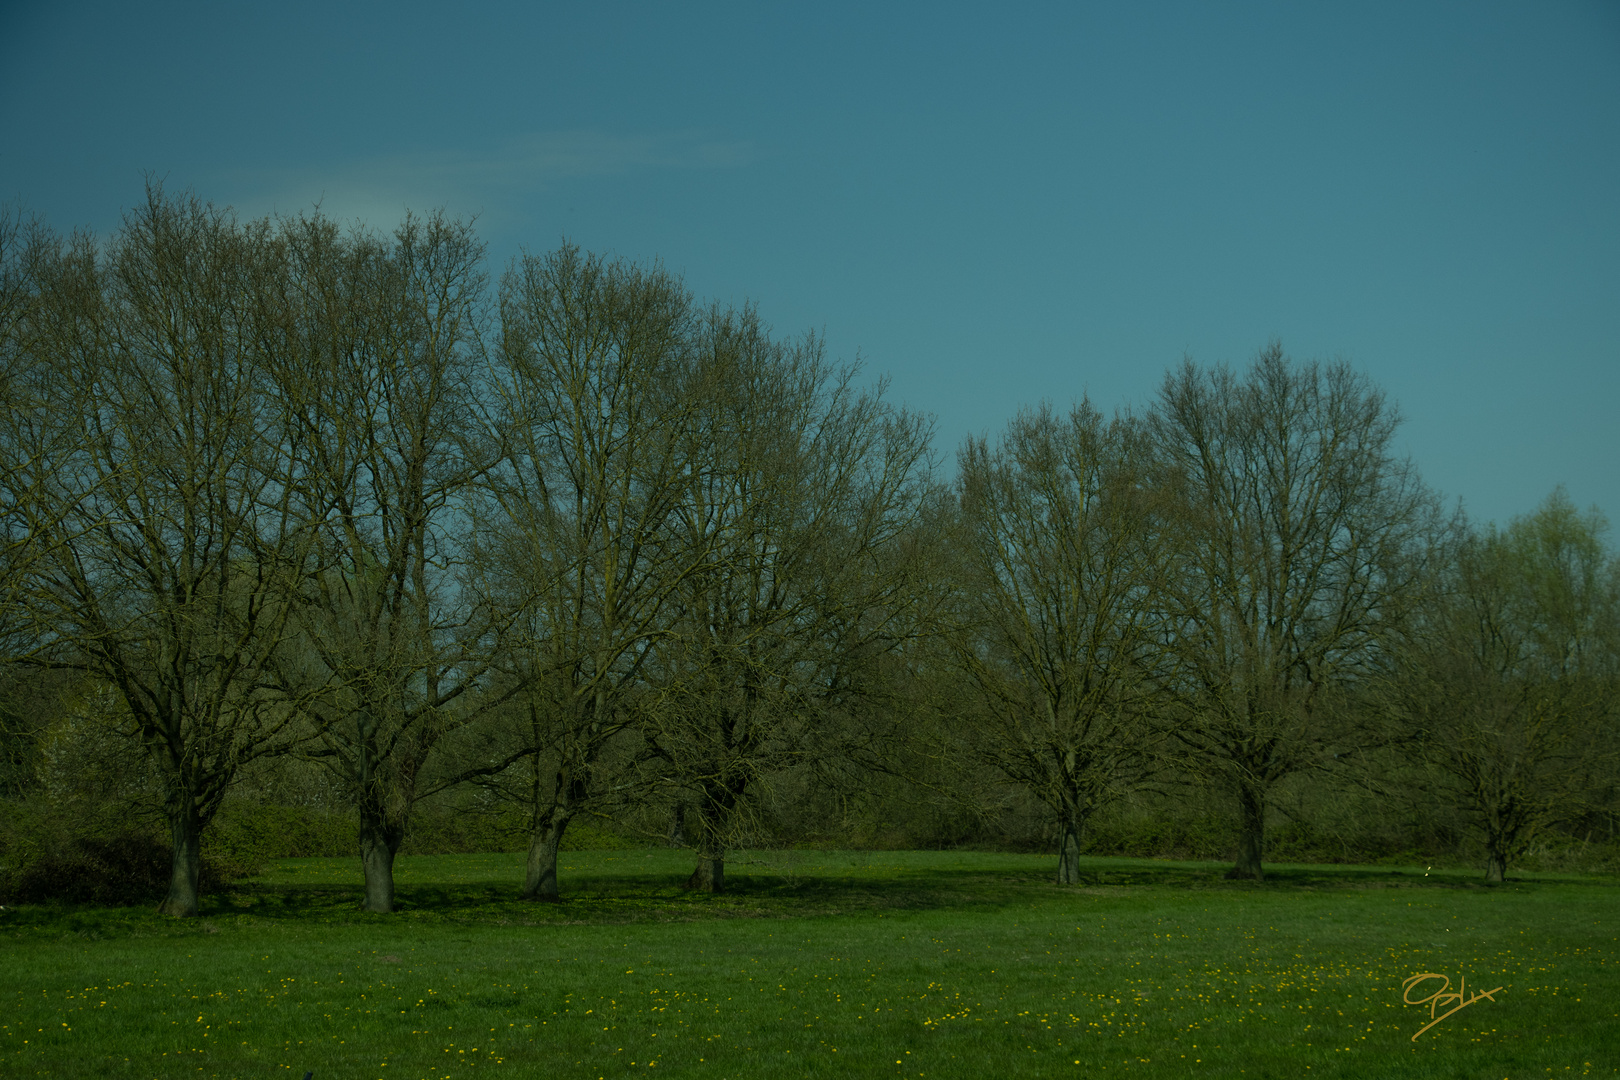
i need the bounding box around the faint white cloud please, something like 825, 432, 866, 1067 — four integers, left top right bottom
215, 130, 753, 230
469, 130, 753, 180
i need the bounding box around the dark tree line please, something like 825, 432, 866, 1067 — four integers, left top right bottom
2, 190, 1616, 914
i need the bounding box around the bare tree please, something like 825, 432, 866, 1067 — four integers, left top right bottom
651, 307, 935, 892
0, 205, 67, 664
1150, 345, 1431, 880
1390, 491, 1619, 882
953, 402, 1168, 883
3, 188, 314, 915
483, 243, 701, 899
0, 209, 76, 796
273, 210, 502, 913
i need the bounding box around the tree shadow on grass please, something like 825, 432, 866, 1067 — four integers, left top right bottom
222, 858, 1604, 921
2, 857, 1606, 937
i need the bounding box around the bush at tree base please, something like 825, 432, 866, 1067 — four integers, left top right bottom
1, 831, 237, 906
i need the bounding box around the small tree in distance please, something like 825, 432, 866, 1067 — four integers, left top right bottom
484, 243, 701, 900
952, 401, 1169, 884
649, 306, 935, 893
1390, 490, 1619, 882
1149, 345, 1434, 881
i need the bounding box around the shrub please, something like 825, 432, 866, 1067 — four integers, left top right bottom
207, 799, 357, 864
0, 830, 236, 906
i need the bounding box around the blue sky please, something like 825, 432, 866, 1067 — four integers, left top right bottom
3, 1, 1616, 528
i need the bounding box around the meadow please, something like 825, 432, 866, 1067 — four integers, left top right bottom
0, 850, 1614, 1079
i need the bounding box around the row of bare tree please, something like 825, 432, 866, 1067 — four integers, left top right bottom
0, 190, 936, 915
949, 377, 1617, 886
2, 190, 1615, 915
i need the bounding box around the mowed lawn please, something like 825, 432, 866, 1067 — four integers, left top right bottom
1, 851, 1614, 1079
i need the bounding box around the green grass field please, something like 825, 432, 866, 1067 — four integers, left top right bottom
1, 850, 1614, 1079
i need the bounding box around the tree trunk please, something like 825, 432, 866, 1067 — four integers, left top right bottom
524, 808, 571, 900
684, 793, 730, 893
525, 756, 590, 899
1484, 826, 1510, 884
669, 802, 687, 847
1226, 783, 1265, 881
1483, 812, 1515, 883
686, 844, 725, 893
157, 806, 203, 917
358, 802, 404, 913
1056, 805, 1083, 885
